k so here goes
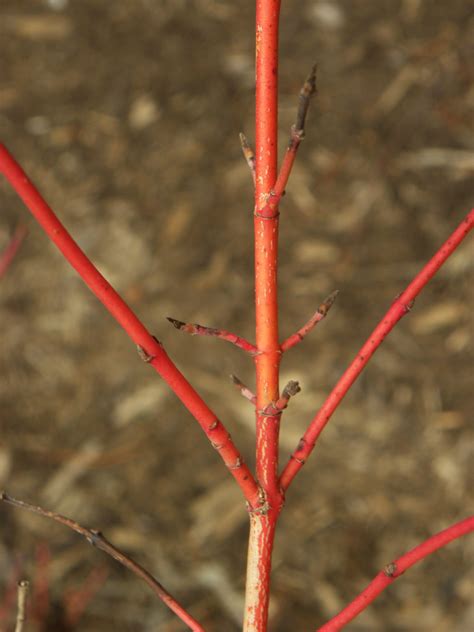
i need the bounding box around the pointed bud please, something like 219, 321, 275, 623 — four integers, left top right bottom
317, 290, 339, 317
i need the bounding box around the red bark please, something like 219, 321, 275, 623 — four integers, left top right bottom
0, 142, 260, 509
167, 317, 257, 354
280, 208, 474, 491
281, 290, 339, 353
317, 516, 474, 631
243, 2, 283, 631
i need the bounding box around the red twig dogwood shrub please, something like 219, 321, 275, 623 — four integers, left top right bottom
0, 2, 472, 630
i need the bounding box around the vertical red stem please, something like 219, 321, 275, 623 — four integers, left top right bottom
244, 2, 282, 631
254, 0, 282, 503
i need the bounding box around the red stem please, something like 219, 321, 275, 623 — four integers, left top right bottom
243, 2, 282, 630
254, 0, 282, 497
281, 290, 338, 353
256, 65, 316, 219
167, 317, 257, 354
0, 143, 260, 509
317, 515, 474, 631
254, 0, 282, 502
280, 208, 474, 491
256, 133, 298, 219
281, 309, 325, 352
0, 223, 27, 279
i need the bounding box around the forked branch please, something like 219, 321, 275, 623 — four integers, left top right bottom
256, 64, 317, 219
0, 492, 206, 632
317, 515, 474, 631
0, 143, 260, 508
280, 209, 474, 490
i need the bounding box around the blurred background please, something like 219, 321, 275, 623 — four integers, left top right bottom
0, 1, 472, 630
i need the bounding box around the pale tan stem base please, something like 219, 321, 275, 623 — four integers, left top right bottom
243, 512, 278, 631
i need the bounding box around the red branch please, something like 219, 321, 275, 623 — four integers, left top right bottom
245, 8, 318, 632
243, 1, 283, 630
253, 0, 282, 497
0, 223, 28, 279
280, 209, 474, 491
317, 516, 474, 631
0, 143, 260, 509
0, 492, 205, 632
256, 64, 317, 220
281, 290, 338, 352
167, 317, 258, 355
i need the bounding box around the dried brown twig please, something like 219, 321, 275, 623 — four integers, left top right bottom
14, 581, 29, 632
0, 492, 205, 632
